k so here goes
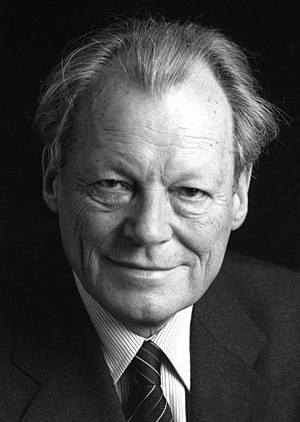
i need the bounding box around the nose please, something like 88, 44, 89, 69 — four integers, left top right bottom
123, 190, 173, 246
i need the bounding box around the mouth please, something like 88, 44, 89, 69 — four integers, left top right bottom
103, 257, 182, 282
105, 257, 177, 272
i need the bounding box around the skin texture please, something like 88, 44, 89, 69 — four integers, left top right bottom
43, 63, 251, 337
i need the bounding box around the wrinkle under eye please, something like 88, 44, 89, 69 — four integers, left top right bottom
89, 180, 133, 210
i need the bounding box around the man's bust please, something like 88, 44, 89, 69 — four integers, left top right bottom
1, 16, 299, 421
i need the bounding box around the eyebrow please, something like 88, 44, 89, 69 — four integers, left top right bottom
87, 155, 223, 189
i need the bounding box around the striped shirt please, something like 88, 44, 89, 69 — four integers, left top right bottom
74, 273, 192, 422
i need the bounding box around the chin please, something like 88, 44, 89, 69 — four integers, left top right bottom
110, 293, 189, 330
116, 308, 176, 336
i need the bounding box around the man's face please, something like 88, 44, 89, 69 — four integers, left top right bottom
45, 64, 249, 335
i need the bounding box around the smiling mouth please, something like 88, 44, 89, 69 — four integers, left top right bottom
105, 257, 177, 271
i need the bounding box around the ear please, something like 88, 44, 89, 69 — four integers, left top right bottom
42, 147, 60, 213
232, 166, 252, 231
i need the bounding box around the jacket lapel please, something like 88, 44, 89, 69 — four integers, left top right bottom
189, 268, 288, 421
14, 316, 126, 421
10, 237, 126, 422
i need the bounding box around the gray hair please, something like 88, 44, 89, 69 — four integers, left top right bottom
35, 16, 279, 180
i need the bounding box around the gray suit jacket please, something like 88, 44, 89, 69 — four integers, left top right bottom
1, 230, 300, 421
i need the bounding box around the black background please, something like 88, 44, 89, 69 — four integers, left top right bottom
1, 0, 299, 270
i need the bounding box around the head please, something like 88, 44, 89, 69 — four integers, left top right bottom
36, 17, 278, 336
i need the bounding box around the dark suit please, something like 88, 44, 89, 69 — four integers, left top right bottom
1, 228, 300, 421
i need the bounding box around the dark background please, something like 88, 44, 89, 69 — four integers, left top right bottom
1, 0, 299, 270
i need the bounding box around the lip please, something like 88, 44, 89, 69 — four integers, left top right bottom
103, 257, 184, 284
106, 258, 176, 272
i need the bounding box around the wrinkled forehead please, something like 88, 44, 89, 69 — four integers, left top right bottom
76, 61, 233, 153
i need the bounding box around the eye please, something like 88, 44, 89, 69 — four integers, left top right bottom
170, 185, 209, 216
96, 179, 132, 190
89, 179, 134, 209
175, 187, 206, 199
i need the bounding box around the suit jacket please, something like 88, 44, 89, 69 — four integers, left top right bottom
1, 227, 300, 421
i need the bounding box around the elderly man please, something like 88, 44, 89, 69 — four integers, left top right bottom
1, 17, 299, 421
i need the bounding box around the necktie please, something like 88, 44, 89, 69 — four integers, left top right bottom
123, 340, 174, 422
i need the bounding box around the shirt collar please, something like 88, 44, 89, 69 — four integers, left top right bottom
74, 272, 192, 390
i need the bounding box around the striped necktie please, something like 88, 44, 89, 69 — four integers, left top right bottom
123, 340, 174, 422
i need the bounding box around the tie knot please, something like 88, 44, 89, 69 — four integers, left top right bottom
131, 341, 162, 385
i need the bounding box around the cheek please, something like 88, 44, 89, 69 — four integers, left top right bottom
59, 194, 123, 263
77, 207, 123, 251
182, 206, 233, 293
181, 202, 233, 257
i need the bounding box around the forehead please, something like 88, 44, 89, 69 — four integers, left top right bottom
78, 62, 232, 138
73, 62, 234, 180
